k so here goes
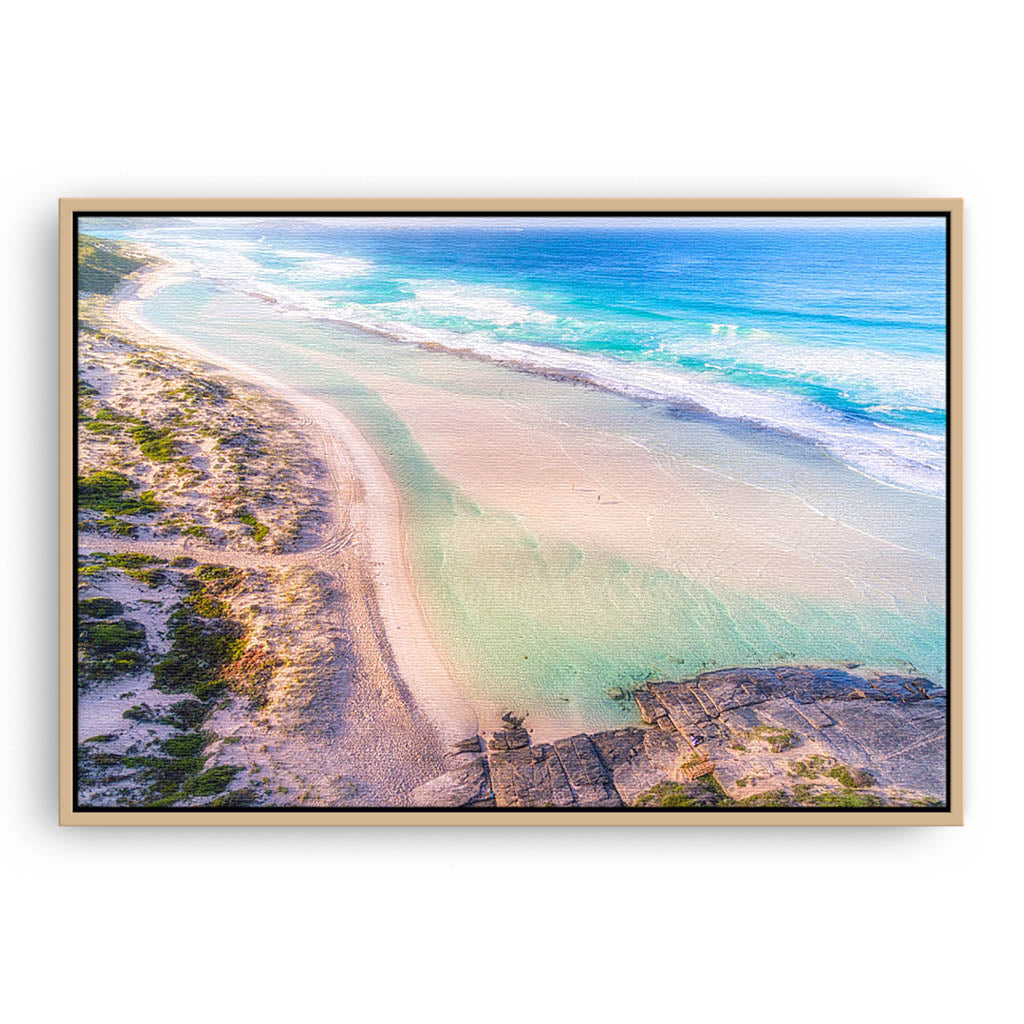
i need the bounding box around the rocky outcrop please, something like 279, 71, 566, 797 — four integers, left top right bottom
487, 728, 530, 751
489, 733, 623, 807
640, 666, 946, 800
411, 666, 947, 810
410, 738, 494, 807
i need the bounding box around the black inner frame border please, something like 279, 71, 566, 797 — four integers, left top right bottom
72, 208, 953, 814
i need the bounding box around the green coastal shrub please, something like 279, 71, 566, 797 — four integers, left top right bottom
79, 597, 124, 619
152, 580, 245, 694
183, 591, 230, 619
634, 782, 700, 808
128, 422, 179, 462
78, 470, 160, 517
183, 765, 239, 797
80, 619, 146, 652
83, 407, 131, 434
189, 680, 227, 701
121, 754, 207, 803
222, 643, 280, 708
78, 235, 145, 295
194, 565, 238, 582
237, 510, 269, 543
809, 791, 881, 808
745, 725, 797, 753
110, 730, 242, 806
80, 551, 167, 578
78, 618, 147, 678
102, 553, 166, 569
159, 700, 211, 731
208, 787, 258, 808
162, 732, 212, 759
733, 789, 791, 807
124, 568, 167, 588
95, 516, 138, 536
826, 764, 874, 789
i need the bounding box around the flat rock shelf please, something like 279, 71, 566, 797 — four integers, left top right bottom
410, 666, 947, 810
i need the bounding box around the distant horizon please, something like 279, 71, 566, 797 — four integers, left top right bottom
84, 213, 949, 236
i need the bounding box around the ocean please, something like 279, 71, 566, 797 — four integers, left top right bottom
88, 215, 948, 496
83, 215, 949, 732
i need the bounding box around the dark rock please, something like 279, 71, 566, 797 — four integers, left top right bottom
479, 667, 947, 807
634, 690, 667, 724
552, 734, 621, 806
770, 666, 867, 703
757, 698, 826, 741
721, 706, 761, 732
823, 698, 946, 792
642, 727, 689, 771
506, 728, 530, 749
490, 743, 574, 807
442, 734, 486, 770
786, 699, 834, 729
688, 685, 721, 719
648, 682, 708, 729
487, 728, 530, 752
590, 728, 673, 805
590, 728, 647, 769
410, 757, 492, 807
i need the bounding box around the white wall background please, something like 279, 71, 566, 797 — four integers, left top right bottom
3, 2, 1019, 1020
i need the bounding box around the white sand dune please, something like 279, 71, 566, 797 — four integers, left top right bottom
110, 268, 480, 747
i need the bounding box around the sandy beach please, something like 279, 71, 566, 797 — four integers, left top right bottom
72, 225, 949, 809
76, 265, 481, 806
107, 253, 947, 742
110, 266, 479, 746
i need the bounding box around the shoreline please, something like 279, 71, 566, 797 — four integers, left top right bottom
70, 230, 950, 809
321, 319, 947, 501
110, 258, 946, 735
104, 264, 480, 749
186, 267, 946, 500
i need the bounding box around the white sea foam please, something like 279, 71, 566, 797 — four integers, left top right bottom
331, 313, 948, 497
274, 252, 373, 278
160, 240, 358, 314
658, 331, 946, 410
394, 281, 560, 327
154, 245, 947, 497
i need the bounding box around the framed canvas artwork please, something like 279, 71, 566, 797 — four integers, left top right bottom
59, 199, 962, 824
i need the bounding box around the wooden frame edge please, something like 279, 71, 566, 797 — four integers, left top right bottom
60, 199, 75, 826
948, 198, 964, 826
59, 198, 964, 827
60, 197, 962, 214
59, 810, 962, 827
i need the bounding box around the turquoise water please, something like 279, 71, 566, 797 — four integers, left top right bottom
135, 277, 945, 730
82, 217, 948, 730
88, 215, 947, 496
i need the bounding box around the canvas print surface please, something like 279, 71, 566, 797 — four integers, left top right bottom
73, 213, 949, 813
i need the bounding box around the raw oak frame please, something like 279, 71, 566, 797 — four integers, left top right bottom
59, 197, 964, 826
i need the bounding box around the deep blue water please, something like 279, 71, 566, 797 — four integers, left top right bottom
86, 215, 948, 495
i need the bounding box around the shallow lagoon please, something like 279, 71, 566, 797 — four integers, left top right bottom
141, 280, 946, 736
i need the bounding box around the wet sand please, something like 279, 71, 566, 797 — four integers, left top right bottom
120, 261, 947, 741
107, 268, 480, 748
